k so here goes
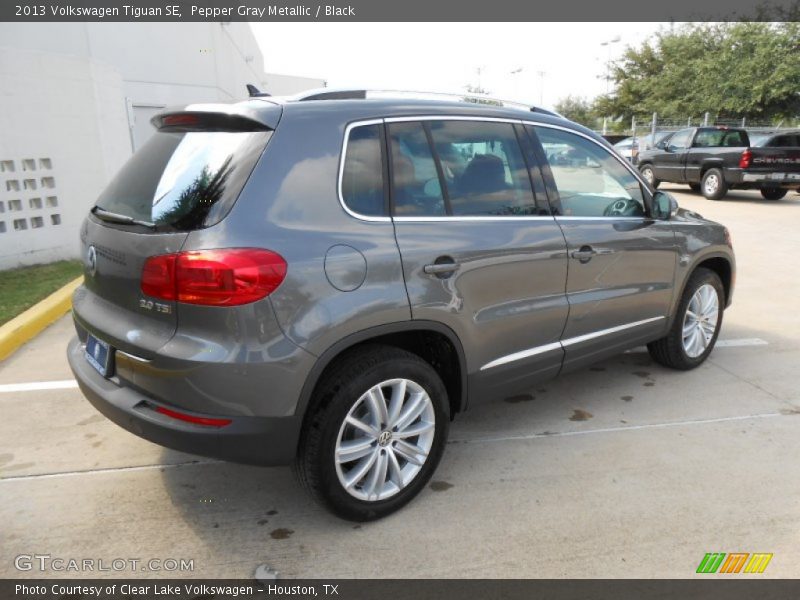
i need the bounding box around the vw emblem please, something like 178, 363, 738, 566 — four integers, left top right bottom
378, 430, 392, 447
86, 245, 97, 277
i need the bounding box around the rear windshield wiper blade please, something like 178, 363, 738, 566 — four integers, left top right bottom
91, 206, 156, 229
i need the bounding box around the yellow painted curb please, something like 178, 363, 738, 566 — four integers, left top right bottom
0, 276, 83, 362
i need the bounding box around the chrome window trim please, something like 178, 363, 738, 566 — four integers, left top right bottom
480, 315, 665, 371
338, 115, 654, 223
555, 216, 650, 222
337, 119, 392, 223
394, 215, 555, 222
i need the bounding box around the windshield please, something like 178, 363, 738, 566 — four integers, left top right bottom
95, 130, 270, 230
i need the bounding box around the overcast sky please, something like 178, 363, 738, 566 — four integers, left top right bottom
251, 22, 669, 108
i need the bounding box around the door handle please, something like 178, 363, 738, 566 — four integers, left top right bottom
570, 246, 597, 262
424, 260, 460, 278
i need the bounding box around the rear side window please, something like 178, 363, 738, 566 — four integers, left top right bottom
341, 124, 386, 217
428, 120, 536, 216
387, 119, 536, 217
95, 130, 270, 231
387, 122, 446, 217
768, 135, 799, 147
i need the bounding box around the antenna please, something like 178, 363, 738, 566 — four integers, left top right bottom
246, 84, 271, 98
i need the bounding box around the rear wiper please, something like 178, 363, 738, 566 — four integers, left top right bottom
91, 206, 156, 229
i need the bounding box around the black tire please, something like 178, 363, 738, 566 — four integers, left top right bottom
701, 168, 728, 200
648, 268, 724, 370
295, 344, 449, 521
689, 183, 701, 193
639, 164, 660, 189
760, 188, 787, 200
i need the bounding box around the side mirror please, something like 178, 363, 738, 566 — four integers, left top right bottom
652, 191, 679, 219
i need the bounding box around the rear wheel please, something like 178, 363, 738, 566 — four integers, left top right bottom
761, 188, 787, 200
295, 345, 449, 521
689, 183, 701, 193
639, 164, 660, 188
701, 168, 728, 200
648, 268, 724, 370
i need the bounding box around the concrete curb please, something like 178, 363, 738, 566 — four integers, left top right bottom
0, 276, 83, 362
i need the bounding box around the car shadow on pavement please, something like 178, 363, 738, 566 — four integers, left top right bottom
157, 321, 795, 576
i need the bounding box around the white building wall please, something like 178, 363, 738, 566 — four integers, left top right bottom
262, 72, 326, 96
0, 23, 323, 269
0, 47, 130, 268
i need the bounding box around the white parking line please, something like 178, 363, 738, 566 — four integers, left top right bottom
0, 379, 78, 393
0, 459, 223, 483
2, 412, 791, 482
714, 338, 769, 347
0, 338, 772, 395
452, 412, 786, 445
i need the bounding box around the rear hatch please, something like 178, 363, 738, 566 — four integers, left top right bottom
74, 104, 279, 356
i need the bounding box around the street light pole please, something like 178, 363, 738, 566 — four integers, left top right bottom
600, 36, 621, 135
537, 70, 545, 106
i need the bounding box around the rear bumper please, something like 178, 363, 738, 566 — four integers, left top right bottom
67, 336, 301, 466
730, 171, 800, 187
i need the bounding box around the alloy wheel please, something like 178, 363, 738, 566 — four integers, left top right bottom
334, 378, 435, 502
682, 283, 719, 358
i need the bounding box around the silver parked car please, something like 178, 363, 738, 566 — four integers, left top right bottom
68, 89, 736, 520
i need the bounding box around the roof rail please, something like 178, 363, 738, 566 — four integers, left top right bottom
288, 88, 561, 117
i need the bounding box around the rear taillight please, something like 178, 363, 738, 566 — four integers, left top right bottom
739, 149, 752, 169
141, 248, 287, 306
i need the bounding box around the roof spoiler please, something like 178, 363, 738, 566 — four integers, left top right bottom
151, 109, 273, 132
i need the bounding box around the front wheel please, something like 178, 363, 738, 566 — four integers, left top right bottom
648, 268, 724, 370
761, 188, 787, 200
295, 345, 449, 521
639, 164, 660, 188
701, 168, 728, 200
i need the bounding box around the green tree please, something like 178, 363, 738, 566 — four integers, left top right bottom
553, 95, 599, 128
597, 22, 800, 123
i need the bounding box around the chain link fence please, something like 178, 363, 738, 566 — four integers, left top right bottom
603, 113, 800, 150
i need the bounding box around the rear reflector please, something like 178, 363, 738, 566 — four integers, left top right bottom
155, 405, 232, 428
141, 248, 287, 306
739, 149, 752, 169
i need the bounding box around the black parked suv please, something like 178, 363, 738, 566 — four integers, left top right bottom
69, 90, 735, 520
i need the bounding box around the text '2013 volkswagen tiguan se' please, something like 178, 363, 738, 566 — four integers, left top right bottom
68, 90, 735, 520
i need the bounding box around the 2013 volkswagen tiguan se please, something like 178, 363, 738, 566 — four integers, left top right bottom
68, 90, 735, 520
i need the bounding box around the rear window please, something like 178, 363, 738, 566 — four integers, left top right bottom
95, 130, 270, 230
341, 124, 386, 217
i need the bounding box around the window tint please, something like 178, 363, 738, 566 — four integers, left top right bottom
668, 129, 693, 149
95, 130, 269, 231
693, 129, 725, 147
341, 124, 386, 216
387, 122, 446, 216
769, 135, 799, 147
534, 126, 646, 218
427, 120, 536, 216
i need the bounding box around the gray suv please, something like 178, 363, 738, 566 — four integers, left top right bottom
68, 90, 735, 520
